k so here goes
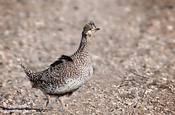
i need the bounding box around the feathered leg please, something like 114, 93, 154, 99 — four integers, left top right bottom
45, 95, 51, 107
56, 96, 65, 112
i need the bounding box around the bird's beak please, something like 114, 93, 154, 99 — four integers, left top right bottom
95, 28, 100, 31
93, 28, 100, 32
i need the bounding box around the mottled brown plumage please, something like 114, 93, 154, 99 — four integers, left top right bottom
21, 21, 100, 109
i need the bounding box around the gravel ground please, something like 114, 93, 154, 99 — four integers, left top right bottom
0, 0, 175, 114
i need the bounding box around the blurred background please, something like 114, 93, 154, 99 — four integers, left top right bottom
0, 0, 175, 114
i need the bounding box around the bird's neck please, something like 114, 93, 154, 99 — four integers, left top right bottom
75, 33, 89, 55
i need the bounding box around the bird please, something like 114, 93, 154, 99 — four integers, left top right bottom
20, 21, 100, 110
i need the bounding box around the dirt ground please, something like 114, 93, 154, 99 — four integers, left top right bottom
0, 0, 175, 114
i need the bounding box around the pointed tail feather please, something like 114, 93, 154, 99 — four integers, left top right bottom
20, 63, 33, 79
16, 57, 35, 81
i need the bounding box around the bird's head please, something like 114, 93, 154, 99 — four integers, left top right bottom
82, 21, 100, 37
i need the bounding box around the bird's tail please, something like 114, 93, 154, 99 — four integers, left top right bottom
20, 63, 34, 80
16, 58, 35, 81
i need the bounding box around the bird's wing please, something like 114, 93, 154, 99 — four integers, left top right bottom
50, 55, 73, 67
39, 55, 73, 82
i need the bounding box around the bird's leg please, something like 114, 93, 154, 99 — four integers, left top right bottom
45, 95, 51, 107
66, 88, 79, 97
56, 96, 65, 112
66, 92, 73, 97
